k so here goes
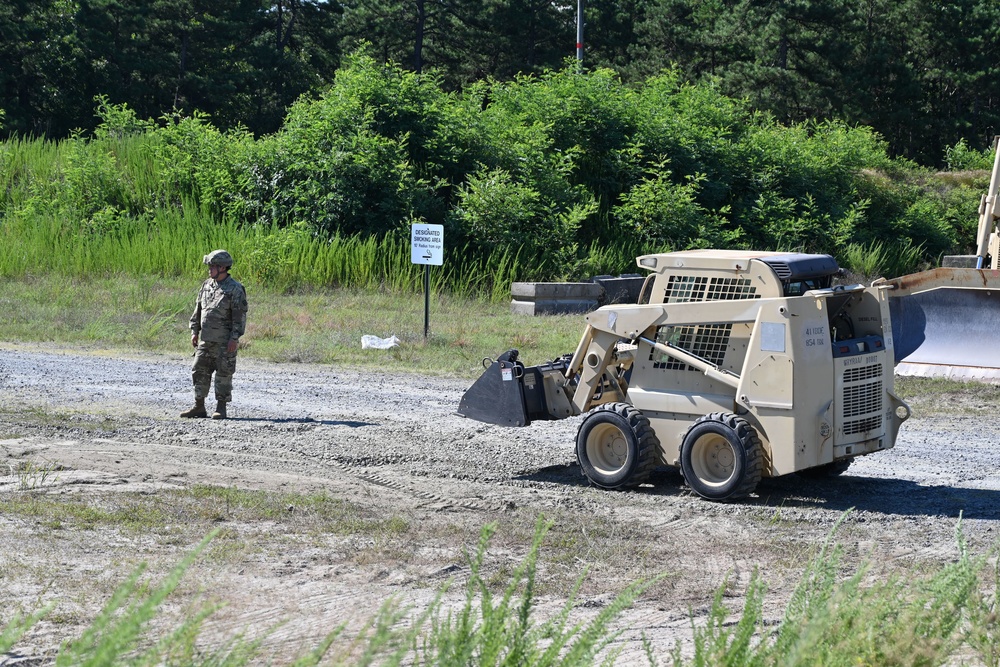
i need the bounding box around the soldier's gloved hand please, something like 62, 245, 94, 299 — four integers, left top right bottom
191, 333, 199, 348
227, 339, 238, 354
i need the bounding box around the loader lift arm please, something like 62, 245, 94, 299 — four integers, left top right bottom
458, 297, 771, 428
565, 300, 761, 416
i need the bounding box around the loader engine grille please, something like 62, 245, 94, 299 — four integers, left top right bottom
841, 363, 883, 435
844, 364, 882, 383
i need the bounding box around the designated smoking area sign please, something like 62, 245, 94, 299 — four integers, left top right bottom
411, 223, 444, 266
411, 223, 444, 337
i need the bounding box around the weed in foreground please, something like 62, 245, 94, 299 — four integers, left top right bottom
965, 556, 1000, 667
419, 516, 662, 667
0, 516, 658, 666
2, 513, 997, 666
674, 514, 985, 667
16, 458, 61, 491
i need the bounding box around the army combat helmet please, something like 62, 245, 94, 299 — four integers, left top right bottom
203, 249, 234, 268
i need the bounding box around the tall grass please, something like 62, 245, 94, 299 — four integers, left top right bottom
0, 132, 643, 301
0, 202, 639, 303
837, 238, 927, 281
0, 205, 543, 301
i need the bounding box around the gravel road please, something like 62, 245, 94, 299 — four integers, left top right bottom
2, 343, 999, 664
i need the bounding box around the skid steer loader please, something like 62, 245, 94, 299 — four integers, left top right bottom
459, 249, 912, 500
458, 137, 1000, 501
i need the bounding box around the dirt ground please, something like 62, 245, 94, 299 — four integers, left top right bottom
1, 342, 999, 665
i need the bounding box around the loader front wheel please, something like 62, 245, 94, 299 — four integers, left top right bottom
576, 403, 660, 489
681, 413, 763, 501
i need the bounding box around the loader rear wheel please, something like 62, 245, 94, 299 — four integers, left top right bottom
576, 403, 660, 489
680, 413, 763, 501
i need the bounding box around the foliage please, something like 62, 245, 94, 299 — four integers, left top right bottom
0, 57, 993, 292
4, 0, 1000, 166
624, 0, 1000, 165
0, 0, 342, 139
612, 166, 720, 249
946, 139, 998, 172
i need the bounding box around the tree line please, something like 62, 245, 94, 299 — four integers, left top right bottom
2, 55, 991, 288
2, 0, 999, 166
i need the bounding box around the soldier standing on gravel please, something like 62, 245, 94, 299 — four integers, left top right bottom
180, 250, 248, 420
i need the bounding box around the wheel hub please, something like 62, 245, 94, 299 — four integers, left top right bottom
692, 435, 736, 484
587, 424, 628, 474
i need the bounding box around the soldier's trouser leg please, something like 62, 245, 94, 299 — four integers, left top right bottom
192, 343, 217, 400
214, 348, 237, 403
192, 342, 237, 402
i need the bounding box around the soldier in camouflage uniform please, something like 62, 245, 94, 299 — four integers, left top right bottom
180, 250, 248, 420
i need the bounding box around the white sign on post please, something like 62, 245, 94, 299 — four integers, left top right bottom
411, 223, 444, 266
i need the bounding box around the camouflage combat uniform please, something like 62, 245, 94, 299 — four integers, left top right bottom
189, 275, 248, 403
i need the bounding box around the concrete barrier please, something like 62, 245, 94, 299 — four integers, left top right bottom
510, 275, 646, 315
590, 274, 645, 304
510, 282, 602, 316
942, 255, 980, 268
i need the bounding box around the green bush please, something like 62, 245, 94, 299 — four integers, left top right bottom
946, 139, 997, 171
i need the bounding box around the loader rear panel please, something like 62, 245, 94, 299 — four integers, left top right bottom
834, 356, 889, 457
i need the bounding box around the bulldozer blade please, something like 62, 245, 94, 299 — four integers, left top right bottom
457, 350, 531, 427
890, 288, 1000, 381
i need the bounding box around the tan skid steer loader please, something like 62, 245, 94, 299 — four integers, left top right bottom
459, 249, 913, 501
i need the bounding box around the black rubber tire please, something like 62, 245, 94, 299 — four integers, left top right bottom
575, 402, 660, 489
680, 412, 763, 501
798, 459, 852, 478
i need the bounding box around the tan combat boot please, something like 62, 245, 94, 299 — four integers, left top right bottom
211, 401, 227, 420
180, 397, 207, 418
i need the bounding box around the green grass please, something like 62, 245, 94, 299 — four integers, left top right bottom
895, 375, 1000, 416
0, 274, 585, 378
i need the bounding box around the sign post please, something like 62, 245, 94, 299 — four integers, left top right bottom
410, 223, 444, 338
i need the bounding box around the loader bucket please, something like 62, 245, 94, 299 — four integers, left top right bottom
889, 287, 1000, 381
457, 350, 532, 427
457, 349, 573, 427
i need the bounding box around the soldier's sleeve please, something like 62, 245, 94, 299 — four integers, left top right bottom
189, 285, 203, 334
230, 285, 248, 340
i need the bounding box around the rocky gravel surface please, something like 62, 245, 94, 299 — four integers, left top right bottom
1, 342, 1000, 664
